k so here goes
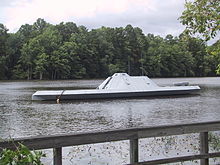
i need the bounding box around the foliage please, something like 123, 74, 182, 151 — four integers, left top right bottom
180, 0, 219, 74
209, 132, 220, 151
0, 24, 9, 80
217, 65, 220, 74
180, 0, 220, 41
207, 40, 220, 74
34, 53, 49, 80
0, 18, 219, 80
0, 143, 45, 165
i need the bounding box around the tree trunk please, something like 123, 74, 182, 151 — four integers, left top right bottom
27, 65, 30, 80
40, 72, 43, 80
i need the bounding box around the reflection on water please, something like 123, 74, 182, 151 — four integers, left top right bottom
0, 77, 220, 164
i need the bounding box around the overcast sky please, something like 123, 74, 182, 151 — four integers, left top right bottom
0, 0, 186, 37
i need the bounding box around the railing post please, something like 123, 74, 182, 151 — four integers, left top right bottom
53, 147, 62, 165
130, 138, 139, 164
200, 132, 209, 165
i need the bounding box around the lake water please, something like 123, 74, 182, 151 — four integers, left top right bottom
0, 77, 220, 164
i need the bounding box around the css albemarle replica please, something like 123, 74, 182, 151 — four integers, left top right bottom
32, 73, 200, 101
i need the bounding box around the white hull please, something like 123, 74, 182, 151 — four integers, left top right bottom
32, 86, 200, 101
32, 73, 200, 101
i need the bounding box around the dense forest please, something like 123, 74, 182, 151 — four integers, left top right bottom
0, 18, 219, 80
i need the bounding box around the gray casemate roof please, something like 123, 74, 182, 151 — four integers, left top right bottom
97, 73, 158, 90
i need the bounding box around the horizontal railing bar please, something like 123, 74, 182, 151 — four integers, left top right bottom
1, 120, 220, 150
127, 152, 220, 165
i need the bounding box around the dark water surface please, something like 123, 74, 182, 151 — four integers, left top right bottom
0, 77, 220, 164
0, 77, 220, 165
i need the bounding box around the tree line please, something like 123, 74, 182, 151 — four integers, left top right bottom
0, 18, 219, 80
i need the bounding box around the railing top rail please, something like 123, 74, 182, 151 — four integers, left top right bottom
1, 120, 220, 150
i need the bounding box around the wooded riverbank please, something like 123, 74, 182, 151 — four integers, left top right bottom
0, 19, 219, 80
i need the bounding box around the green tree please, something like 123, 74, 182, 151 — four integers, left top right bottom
0, 24, 8, 54
7, 33, 24, 79
51, 50, 70, 79
207, 40, 220, 75
19, 39, 42, 79
70, 27, 100, 78
56, 42, 86, 78
177, 36, 196, 76
108, 27, 129, 74
35, 27, 62, 79
55, 22, 79, 42
34, 53, 49, 80
108, 63, 121, 75
180, 0, 220, 40
185, 37, 207, 76
16, 26, 62, 79
0, 56, 8, 79
124, 25, 145, 75
180, 0, 220, 74
0, 18, 219, 80
144, 34, 164, 77
17, 24, 34, 42
33, 18, 50, 35
0, 24, 9, 79
88, 27, 115, 77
